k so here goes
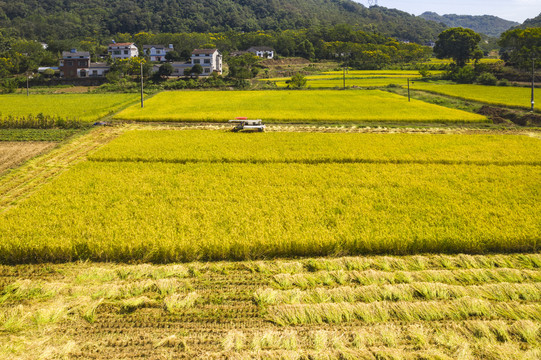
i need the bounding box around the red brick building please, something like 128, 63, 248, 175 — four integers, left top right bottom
59, 50, 90, 78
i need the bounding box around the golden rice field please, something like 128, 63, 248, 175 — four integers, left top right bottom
89, 130, 541, 165
115, 90, 487, 123
320, 70, 444, 76
0, 94, 138, 122
268, 77, 414, 88
1, 126, 540, 359
263, 70, 443, 88
409, 83, 541, 110
1, 130, 539, 263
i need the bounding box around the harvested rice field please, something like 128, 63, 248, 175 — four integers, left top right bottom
0, 142, 57, 175
0, 254, 539, 359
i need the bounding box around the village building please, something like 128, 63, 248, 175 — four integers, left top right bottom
59, 50, 110, 78
246, 46, 275, 59
85, 63, 110, 77
143, 44, 174, 62
59, 50, 90, 78
191, 49, 223, 75
163, 49, 223, 77
108, 42, 139, 59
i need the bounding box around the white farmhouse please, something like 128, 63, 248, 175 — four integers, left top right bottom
167, 48, 222, 76
247, 46, 274, 59
108, 42, 139, 59
191, 49, 222, 75
143, 44, 174, 62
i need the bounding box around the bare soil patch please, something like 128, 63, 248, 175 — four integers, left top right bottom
53, 86, 98, 94
0, 142, 56, 175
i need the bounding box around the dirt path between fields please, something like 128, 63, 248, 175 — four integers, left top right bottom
0, 126, 124, 212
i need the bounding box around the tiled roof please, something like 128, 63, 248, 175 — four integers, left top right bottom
61, 51, 90, 58
89, 63, 110, 69
192, 49, 218, 55
247, 46, 274, 52
108, 43, 135, 47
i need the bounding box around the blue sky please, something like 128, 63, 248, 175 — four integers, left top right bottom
368, 0, 540, 23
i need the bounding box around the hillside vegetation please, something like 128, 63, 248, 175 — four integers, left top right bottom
420, 12, 519, 37
0, 1, 445, 43
520, 13, 541, 28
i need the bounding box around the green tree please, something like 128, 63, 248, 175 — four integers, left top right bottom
434, 27, 482, 67
286, 73, 307, 89
165, 50, 183, 61
499, 28, 541, 69
158, 63, 173, 77
226, 53, 260, 79
190, 63, 203, 77
298, 40, 315, 60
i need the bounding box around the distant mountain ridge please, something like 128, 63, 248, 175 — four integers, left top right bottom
419, 12, 519, 37
520, 13, 541, 28
0, 1, 445, 43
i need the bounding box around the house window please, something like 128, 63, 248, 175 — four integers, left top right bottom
66, 60, 73, 66
78, 60, 86, 67
114, 50, 121, 55
204, 59, 210, 64
204, 68, 210, 73
124, 50, 128, 55
193, 59, 200, 64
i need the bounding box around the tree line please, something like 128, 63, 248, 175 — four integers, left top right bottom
0, 25, 433, 78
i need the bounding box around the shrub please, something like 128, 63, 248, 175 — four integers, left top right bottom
476, 72, 497, 86
163, 80, 187, 90
286, 73, 307, 89
452, 66, 476, 84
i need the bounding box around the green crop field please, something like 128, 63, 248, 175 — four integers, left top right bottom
0, 94, 139, 123
1, 130, 539, 263
408, 83, 541, 110
115, 90, 486, 123
0, 128, 81, 141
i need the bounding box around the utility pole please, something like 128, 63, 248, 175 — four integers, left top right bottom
140, 61, 144, 108
343, 63, 346, 89
407, 78, 410, 102
531, 57, 535, 112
